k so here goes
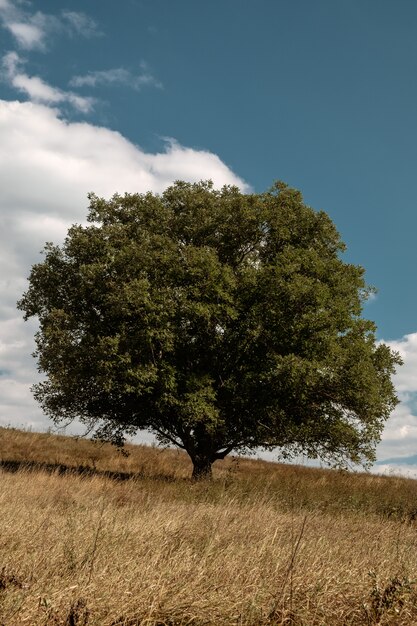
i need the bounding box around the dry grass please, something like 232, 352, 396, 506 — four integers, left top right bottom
0, 427, 417, 625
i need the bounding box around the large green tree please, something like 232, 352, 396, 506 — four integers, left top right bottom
18, 181, 401, 478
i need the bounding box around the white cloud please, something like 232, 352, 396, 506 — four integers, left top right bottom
0, 2, 55, 50
70, 62, 162, 91
70, 68, 131, 88
6, 20, 44, 49
61, 11, 101, 38
0, 2, 99, 50
373, 332, 417, 464
377, 404, 417, 458
381, 332, 417, 393
2, 51, 95, 113
371, 464, 417, 480
0, 98, 249, 432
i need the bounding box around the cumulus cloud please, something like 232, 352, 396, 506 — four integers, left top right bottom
2, 51, 95, 113
371, 332, 417, 469
0, 98, 249, 431
70, 62, 162, 91
0, 2, 99, 50
377, 403, 417, 458
381, 332, 417, 394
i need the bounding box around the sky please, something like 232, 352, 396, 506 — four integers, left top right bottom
1, 0, 417, 475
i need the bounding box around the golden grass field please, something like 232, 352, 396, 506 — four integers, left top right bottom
1, 427, 417, 625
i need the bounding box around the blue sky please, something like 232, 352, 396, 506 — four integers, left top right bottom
1, 0, 417, 474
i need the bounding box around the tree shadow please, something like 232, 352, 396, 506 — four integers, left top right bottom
0, 458, 179, 483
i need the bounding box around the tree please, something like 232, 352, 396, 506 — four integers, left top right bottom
18, 181, 401, 479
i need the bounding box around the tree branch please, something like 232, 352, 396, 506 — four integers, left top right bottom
152, 427, 186, 450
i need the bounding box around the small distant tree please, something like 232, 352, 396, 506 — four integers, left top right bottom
18, 181, 401, 479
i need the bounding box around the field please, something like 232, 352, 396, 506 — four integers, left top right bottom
0, 427, 417, 625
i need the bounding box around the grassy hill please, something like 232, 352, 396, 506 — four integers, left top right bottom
0, 426, 417, 625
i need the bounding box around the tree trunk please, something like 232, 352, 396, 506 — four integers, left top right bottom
191, 455, 213, 480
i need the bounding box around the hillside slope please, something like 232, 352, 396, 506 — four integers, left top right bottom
0, 427, 417, 625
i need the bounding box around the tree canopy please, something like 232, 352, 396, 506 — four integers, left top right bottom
18, 181, 401, 478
